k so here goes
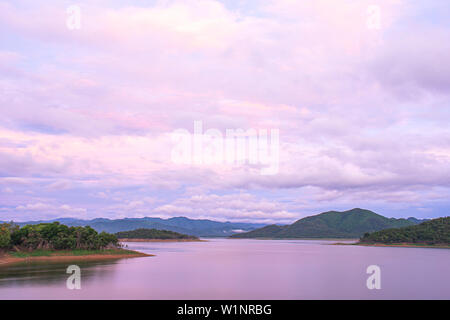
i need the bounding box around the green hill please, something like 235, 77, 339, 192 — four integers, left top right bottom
230, 208, 421, 239
116, 228, 199, 240
359, 217, 450, 245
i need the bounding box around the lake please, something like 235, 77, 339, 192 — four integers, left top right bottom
0, 239, 449, 299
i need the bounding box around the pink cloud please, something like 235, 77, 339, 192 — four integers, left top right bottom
0, 0, 449, 221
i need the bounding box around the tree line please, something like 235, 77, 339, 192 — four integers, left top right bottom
0, 222, 119, 251
116, 228, 198, 240
360, 217, 450, 245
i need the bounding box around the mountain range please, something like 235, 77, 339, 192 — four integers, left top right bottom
230, 208, 424, 239
3, 217, 265, 237
3, 208, 427, 239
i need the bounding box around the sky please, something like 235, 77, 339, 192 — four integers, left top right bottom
0, 0, 449, 223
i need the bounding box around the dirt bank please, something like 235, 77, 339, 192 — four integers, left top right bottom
0, 250, 152, 267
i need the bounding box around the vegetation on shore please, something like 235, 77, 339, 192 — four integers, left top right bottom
230, 208, 421, 239
116, 228, 199, 240
0, 222, 152, 266
359, 217, 450, 246
0, 221, 120, 252
8, 248, 142, 258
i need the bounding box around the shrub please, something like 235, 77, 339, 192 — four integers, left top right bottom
9, 222, 119, 251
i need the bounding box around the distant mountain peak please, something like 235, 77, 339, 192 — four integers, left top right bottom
231, 209, 423, 239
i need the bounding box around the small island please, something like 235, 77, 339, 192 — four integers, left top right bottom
357, 217, 450, 248
116, 228, 202, 242
0, 222, 150, 266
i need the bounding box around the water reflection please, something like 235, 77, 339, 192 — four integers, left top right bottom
0, 239, 449, 299
0, 259, 122, 287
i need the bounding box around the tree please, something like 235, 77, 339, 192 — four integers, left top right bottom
0, 223, 12, 249
8, 222, 119, 251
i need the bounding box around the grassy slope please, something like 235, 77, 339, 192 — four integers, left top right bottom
9, 248, 144, 258
0, 248, 151, 267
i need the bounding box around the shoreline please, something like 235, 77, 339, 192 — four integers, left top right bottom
333, 242, 450, 249
0, 249, 152, 267
229, 237, 359, 241
119, 238, 205, 242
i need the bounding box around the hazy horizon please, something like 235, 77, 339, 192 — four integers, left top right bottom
0, 207, 435, 225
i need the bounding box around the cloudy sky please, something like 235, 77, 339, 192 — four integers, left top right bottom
0, 0, 449, 223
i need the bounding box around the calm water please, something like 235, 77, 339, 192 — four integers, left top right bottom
0, 239, 449, 299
